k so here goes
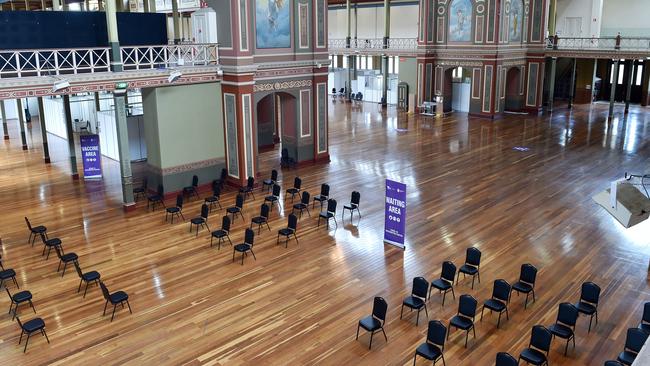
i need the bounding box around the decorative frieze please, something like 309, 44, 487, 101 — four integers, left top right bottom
253, 79, 313, 92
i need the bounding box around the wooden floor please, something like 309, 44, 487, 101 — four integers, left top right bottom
1, 100, 649, 365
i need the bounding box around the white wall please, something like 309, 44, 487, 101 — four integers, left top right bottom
601, 0, 650, 36
328, 3, 418, 40
555, 0, 602, 38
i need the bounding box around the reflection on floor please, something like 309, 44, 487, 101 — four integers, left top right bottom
0, 101, 649, 365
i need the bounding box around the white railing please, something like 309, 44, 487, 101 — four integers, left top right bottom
0, 44, 219, 79
328, 38, 418, 51
546, 36, 650, 52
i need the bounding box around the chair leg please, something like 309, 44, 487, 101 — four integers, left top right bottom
103, 300, 109, 316
61, 262, 68, 277
400, 304, 404, 319
465, 331, 469, 347
42, 328, 50, 343
588, 315, 593, 332
250, 249, 256, 260
415, 308, 420, 326
565, 338, 569, 355
413, 354, 417, 366
356, 324, 360, 340
381, 327, 387, 341
12, 276, 19, 288
497, 312, 502, 328
111, 304, 117, 322
83, 282, 89, 298
524, 293, 529, 309
126, 300, 132, 314
480, 307, 484, 321
451, 287, 455, 300
29, 300, 36, 313
369, 331, 374, 349
423, 304, 429, 319
442, 291, 447, 306
471, 275, 476, 289
23, 332, 30, 353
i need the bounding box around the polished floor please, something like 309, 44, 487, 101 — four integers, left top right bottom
0, 100, 649, 365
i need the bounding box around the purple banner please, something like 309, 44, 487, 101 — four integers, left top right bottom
384, 179, 406, 249
80, 134, 102, 179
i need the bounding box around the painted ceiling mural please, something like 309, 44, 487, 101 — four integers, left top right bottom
509, 0, 524, 42
448, 0, 473, 42
256, 0, 291, 48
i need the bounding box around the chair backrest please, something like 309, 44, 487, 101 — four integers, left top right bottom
466, 247, 481, 267
321, 183, 330, 196
244, 228, 255, 246
221, 215, 231, 232
260, 203, 270, 218
175, 195, 183, 208
412, 277, 429, 298
580, 282, 601, 305
220, 168, 228, 180
520, 263, 537, 285
301, 191, 310, 205
191, 175, 198, 187
246, 176, 254, 188
272, 184, 281, 197
24, 217, 32, 230
294, 177, 302, 189
495, 352, 518, 366
603, 361, 625, 366
99, 281, 111, 301
493, 279, 511, 303
281, 148, 289, 159
212, 184, 221, 197
529, 325, 552, 352
557, 302, 578, 327
624, 327, 649, 353
201, 204, 209, 219
441, 261, 456, 282
426, 320, 447, 348
271, 169, 278, 181
236, 194, 244, 208
327, 199, 337, 213
458, 294, 478, 318
643, 302, 650, 323
372, 296, 388, 322
157, 184, 164, 196
73, 261, 84, 279
351, 191, 361, 205
141, 177, 148, 189
288, 214, 298, 230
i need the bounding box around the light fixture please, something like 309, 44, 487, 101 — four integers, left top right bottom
168, 70, 183, 83
52, 79, 70, 92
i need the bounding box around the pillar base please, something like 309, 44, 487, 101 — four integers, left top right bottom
72, 173, 80, 180
123, 202, 137, 212
44, 157, 51, 164
22, 145, 28, 150
3, 135, 8, 140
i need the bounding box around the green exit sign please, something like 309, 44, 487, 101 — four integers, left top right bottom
115, 82, 128, 90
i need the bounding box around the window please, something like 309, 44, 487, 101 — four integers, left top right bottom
343, 56, 348, 69
360, 56, 367, 70
618, 64, 625, 84
636, 65, 644, 86
388, 57, 394, 74
452, 67, 464, 79
395, 57, 400, 74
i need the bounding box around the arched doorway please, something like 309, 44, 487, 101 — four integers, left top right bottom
255, 91, 299, 164
504, 67, 523, 112
442, 67, 471, 113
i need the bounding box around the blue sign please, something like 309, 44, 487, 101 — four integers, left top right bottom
80, 134, 102, 179
384, 179, 407, 249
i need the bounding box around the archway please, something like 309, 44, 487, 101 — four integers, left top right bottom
255, 91, 298, 166
504, 67, 523, 112
443, 67, 471, 113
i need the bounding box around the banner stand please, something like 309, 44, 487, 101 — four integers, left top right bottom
80, 134, 102, 180
384, 179, 407, 250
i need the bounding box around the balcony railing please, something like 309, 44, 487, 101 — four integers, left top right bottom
328, 38, 418, 51
0, 44, 220, 79
546, 36, 650, 52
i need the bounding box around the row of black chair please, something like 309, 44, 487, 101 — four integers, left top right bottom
602, 302, 650, 365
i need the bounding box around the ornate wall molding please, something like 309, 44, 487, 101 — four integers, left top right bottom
148, 158, 225, 176
255, 67, 313, 79
253, 79, 313, 92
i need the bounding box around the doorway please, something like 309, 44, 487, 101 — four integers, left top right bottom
504, 67, 523, 112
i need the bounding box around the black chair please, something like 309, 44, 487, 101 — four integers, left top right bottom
133, 177, 147, 201
233, 228, 256, 265
262, 169, 278, 192
548, 302, 579, 356
604, 361, 625, 366
519, 325, 552, 366
183, 175, 200, 200
318, 199, 338, 228
496, 352, 518, 366
285, 177, 302, 203
15, 316, 49, 353
342, 191, 361, 220
574, 281, 601, 332
312, 184, 329, 211
332, 87, 336, 95
165, 195, 185, 224
429, 261, 456, 306
189, 204, 210, 236
6, 288, 35, 320
239, 176, 256, 201
204, 183, 222, 212
100, 281, 132, 322
639, 302, 650, 334
0, 255, 19, 289
617, 328, 649, 365
265, 184, 281, 213
481, 279, 511, 328
356, 296, 388, 349
413, 320, 447, 366
73, 261, 100, 298
281, 148, 296, 169
448, 294, 477, 348
214, 168, 228, 189
292, 191, 311, 219
211, 216, 233, 249
251, 203, 271, 234
512, 263, 538, 309
25, 217, 47, 246
457, 247, 481, 289
54, 245, 78, 277
401, 277, 429, 326
39, 232, 61, 260
226, 194, 245, 222
147, 184, 165, 211
277, 214, 298, 248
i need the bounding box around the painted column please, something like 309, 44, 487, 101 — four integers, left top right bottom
1, 101, 8, 140
172, 0, 181, 44
143, 0, 149, 12
381, 0, 390, 107
624, 60, 634, 114
548, 57, 557, 112
548, 0, 557, 36
568, 58, 576, 109
351, 3, 357, 82
17, 99, 28, 150
63, 95, 79, 179
149, 0, 156, 12
106, 0, 136, 209
641, 60, 650, 107
222, 75, 256, 187
608, 59, 619, 120
345, 0, 352, 101
37, 97, 51, 163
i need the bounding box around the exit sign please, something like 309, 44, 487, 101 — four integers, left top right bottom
115, 82, 128, 90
